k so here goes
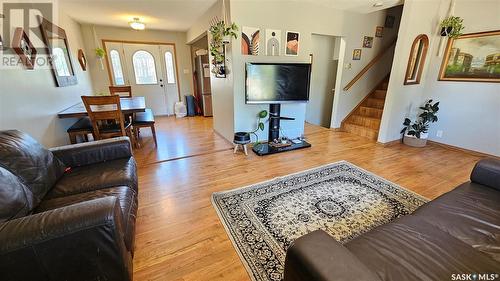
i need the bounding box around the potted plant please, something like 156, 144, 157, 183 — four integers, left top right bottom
400, 100, 439, 147
95, 47, 106, 70
249, 110, 268, 148
439, 16, 464, 38
209, 20, 238, 77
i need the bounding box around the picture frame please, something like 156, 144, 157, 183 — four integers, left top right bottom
242, 26, 260, 56
385, 15, 395, 28
265, 29, 281, 56
353, 49, 362, 60
12, 27, 37, 70
439, 30, 500, 83
39, 16, 78, 87
78, 49, 87, 71
363, 36, 373, 48
285, 31, 300, 56
375, 26, 384, 38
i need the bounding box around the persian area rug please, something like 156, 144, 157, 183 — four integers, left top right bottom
211, 161, 428, 281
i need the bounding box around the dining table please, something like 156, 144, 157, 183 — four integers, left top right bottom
58, 96, 146, 119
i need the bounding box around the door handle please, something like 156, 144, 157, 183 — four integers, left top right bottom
160, 84, 164, 87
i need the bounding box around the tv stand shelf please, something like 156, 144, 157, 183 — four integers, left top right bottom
252, 141, 311, 156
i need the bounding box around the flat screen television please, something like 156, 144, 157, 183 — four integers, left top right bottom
245, 63, 311, 104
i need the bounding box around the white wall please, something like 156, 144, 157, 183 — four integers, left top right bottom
230, 1, 402, 141
422, 0, 500, 156
379, 0, 500, 156
331, 5, 402, 128
187, 0, 235, 141
0, 12, 94, 147
80, 25, 194, 99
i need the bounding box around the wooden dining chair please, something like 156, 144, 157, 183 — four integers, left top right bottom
81, 95, 136, 146
109, 86, 132, 98
109, 85, 157, 147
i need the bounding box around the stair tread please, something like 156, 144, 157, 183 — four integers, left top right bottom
351, 114, 381, 121
360, 106, 383, 110
344, 123, 379, 132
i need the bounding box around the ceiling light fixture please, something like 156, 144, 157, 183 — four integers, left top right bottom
373, 2, 384, 7
129, 18, 145, 30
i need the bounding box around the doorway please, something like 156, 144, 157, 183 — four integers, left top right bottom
103, 40, 181, 116
306, 34, 341, 128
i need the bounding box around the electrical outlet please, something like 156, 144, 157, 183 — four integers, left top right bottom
436, 130, 443, 138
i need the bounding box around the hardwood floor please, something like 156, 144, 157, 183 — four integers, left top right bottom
132, 116, 483, 281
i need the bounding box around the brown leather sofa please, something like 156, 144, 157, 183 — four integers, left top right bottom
284, 158, 500, 281
0, 130, 138, 281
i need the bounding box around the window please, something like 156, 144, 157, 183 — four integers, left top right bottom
110, 50, 125, 85
404, 34, 429, 85
53, 47, 71, 77
164, 51, 176, 84
132, 50, 158, 85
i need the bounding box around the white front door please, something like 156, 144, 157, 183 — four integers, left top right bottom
105, 42, 180, 115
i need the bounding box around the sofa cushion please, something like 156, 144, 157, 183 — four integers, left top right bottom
35, 186, 137, 252
0, 167, 37, 223
345, 215, 500, 281
0, 130, 66, 206
46, 158, 137, 199
470, 158, 500, 190
412, 182, 500, 262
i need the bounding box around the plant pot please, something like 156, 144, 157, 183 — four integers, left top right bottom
222, 35, 231, 45
440, 26, 453, 36
403, 133, 428, 147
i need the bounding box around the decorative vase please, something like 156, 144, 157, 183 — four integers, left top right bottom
440, 26, 453, 36
403, 133, 428, 148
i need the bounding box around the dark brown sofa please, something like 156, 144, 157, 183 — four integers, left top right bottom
0, 130, 138, 281
284, 158, 500, 281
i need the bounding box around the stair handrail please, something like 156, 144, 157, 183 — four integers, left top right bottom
343, 37, 398, 91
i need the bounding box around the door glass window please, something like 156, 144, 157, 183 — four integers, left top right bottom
132, 50, 158, 85
110, 50, 125, 85
164, 51, 176, 84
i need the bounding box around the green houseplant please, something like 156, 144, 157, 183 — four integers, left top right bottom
249, 110, 268, 148
95, 47, 106, 70
209, 20, 238, 77
439, 16, 464, 38
401, 100, 439, 147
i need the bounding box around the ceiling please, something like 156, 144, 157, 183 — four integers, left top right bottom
59, 0, 218, 31
307, 0, 404, 13
60, 0, 403, 32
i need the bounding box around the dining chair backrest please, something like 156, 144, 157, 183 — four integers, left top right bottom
81, 95, 126, 140
109, 86, 132, 98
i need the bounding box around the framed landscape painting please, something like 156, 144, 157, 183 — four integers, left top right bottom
439, 30, 500, 83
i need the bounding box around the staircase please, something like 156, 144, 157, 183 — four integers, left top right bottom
341, 78, 388, 140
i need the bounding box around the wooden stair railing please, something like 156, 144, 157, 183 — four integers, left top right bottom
343, 37, 397, 91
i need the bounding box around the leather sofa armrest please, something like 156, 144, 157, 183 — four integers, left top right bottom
470, 158, 500, 190
284, 230, 381, 281
50, 137, 132, 167
0, 197, 132, 281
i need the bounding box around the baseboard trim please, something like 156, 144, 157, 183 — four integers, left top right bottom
377, 139, 400, 147
427, 140, 499, 159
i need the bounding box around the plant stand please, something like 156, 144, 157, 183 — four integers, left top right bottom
233, 132, 251, 156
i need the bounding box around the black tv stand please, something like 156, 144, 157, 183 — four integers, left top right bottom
252, 103, 311, 156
